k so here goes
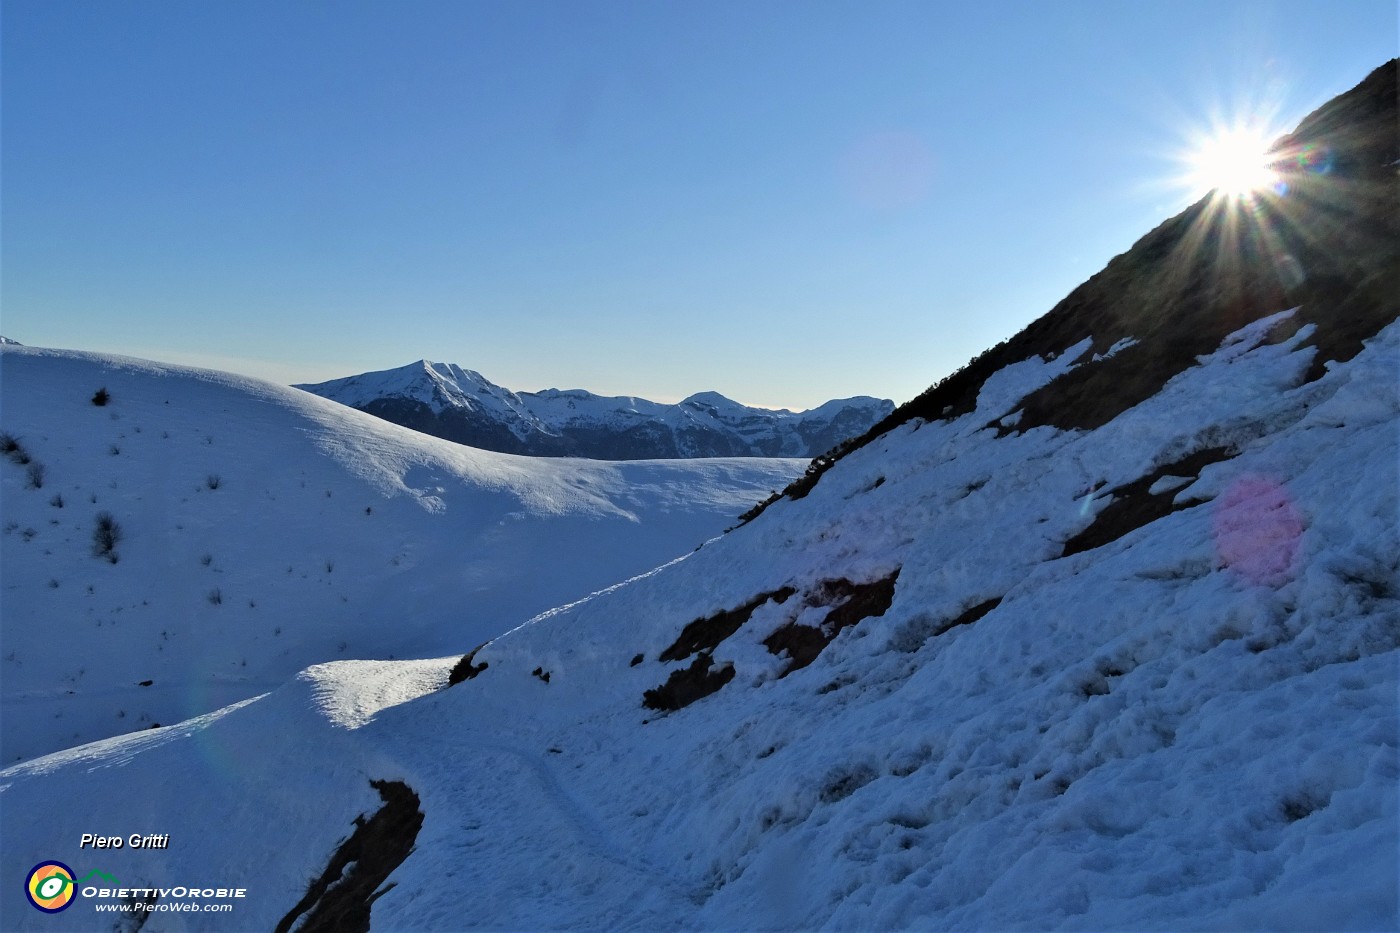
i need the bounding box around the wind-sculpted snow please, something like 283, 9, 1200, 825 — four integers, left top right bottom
2, 312, 1394, 931
0, 346, 803, 762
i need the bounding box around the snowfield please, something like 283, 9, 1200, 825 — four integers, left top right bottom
1, 312, 1394, 931
0, 346, 804, 763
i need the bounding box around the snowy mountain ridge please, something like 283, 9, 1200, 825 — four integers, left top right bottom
0, 345, 804, 764
297, 360, 895, 460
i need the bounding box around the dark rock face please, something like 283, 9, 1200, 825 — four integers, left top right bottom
362, 397, 537, 455
275, 780, 424, 933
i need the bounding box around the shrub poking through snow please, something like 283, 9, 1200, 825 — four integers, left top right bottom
91, 387, 110, 406
208, 588, 223, 606
25, 462, 45, 489
1, 432, 31, 465
92, 512, 121, 563
206, 474, 221, 490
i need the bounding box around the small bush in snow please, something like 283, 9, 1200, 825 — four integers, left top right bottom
207, 588, 222, 605
206, 474, 221, 490
25, 462, 45, 489
49, 493, 63, 508
1, 432, 31, 465
92, 512, 121, 563
92, 387, 110, 406
200, 553, 213, 567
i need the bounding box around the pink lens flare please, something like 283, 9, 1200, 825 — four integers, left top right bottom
1212, 474, 1305, 587
838, 131, 936, 211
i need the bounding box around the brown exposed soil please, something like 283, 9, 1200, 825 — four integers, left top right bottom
657, 587, 796, 663
934, 596, 1004, 637
642, 654, 736, 711
276, 780, 424, 933
761, 623, 831, 673
1061, 446, 1235, 557
643, 571, 901, 707
764, 570, 901, 676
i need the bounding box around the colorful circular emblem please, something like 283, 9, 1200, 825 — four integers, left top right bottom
25, 861, 77, 913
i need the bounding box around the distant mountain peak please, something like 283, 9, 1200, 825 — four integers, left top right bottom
297, 366, 893, 460
681, 390, 744, 409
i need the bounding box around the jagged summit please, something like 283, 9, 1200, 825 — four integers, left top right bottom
298, 363, 894, 459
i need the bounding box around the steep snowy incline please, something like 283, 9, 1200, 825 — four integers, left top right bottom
1, 311, 1394, 932
298, 360, 894, 459
0, 346, 804, 763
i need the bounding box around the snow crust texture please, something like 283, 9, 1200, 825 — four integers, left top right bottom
2, 312, 1395, 932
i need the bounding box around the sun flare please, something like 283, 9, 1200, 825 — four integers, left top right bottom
1187, 127, 1278, 198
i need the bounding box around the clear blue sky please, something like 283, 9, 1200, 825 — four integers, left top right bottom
3, 1, 1393, 409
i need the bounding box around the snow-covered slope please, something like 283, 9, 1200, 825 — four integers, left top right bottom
0, 347, 804, 763
2, 309, 1394, 932
297, 361, 894, 459
2, 62, 1395, 933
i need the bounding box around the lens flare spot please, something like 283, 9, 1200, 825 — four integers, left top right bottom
1212, 475, 1304, 587
838, 131, 936, 211
1295, 143, 1335, 175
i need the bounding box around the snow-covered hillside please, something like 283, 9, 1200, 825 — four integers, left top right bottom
2, 309, 1394, 932
3, 60, 1395, 933
0, 346, 804, 763
297, 360, 894, 459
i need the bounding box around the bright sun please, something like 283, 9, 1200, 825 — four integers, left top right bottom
1187, 127, 1278, 198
